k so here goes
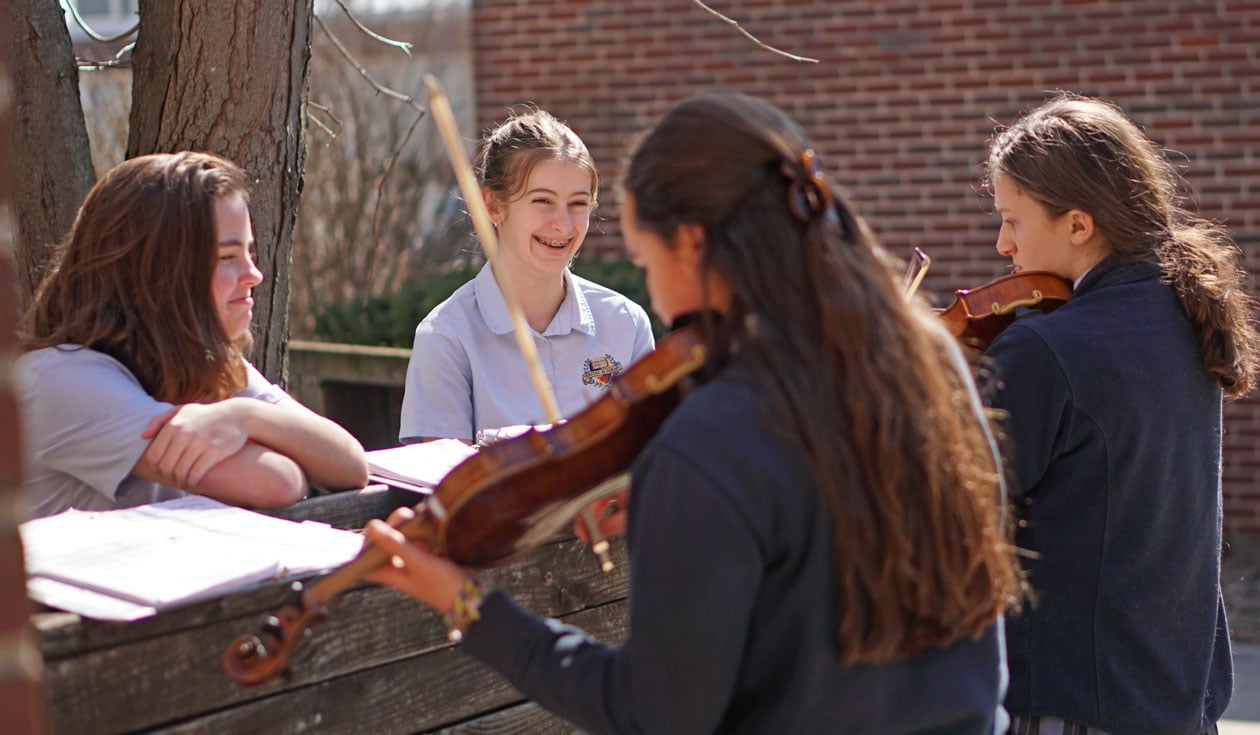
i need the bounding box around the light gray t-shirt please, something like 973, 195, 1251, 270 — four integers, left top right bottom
17, 346, 288, 519
400, 265, 655, 443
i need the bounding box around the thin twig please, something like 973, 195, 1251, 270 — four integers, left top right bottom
77, 42, 135, 70
332, 0, 413, 56
313, 14, 427, 291
315, 15, 423, 107
307, 110, 337, 139
308, 101, 345, 138
691, 0, 819, 63
368, 110, 426, 281
62, 0, 139, 44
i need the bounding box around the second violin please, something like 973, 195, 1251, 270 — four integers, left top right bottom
937, 270, 1073, 350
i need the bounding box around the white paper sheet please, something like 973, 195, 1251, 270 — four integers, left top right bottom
366, 438, 478, 493
22, 496, 364, 621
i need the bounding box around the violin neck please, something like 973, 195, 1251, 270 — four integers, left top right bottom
302, 504, 439, 610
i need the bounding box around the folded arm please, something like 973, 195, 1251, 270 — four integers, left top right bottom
136, 397, 368, 506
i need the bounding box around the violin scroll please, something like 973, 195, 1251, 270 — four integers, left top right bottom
223, 324, 709, 687
224, 505, 443, 687
222, 583, 324, 687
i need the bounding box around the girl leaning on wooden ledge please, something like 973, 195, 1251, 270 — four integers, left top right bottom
16, 152, 368, 520
366, 92, 1025, 734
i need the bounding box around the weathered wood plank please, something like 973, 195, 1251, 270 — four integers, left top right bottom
40, 537, 627, 734
263, 483, 414, 529
34, 487, 411, 658
427, 701, 582, 735
286, 340, 409, 419
154, 602, 628, 735
35, 523, 621, 658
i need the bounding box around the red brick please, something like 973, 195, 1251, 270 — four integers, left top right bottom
474, 0, 1260, 525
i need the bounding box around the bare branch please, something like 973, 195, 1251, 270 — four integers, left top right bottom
62, 0, 139, 44
315, 15, 423, 108
691, 0, 819, 63
367, 109, 425, 296
314, 13, 429, 285
331, 0, 413, 56
77, 42, 134, 70
308, 111, 338, 139
308, 101, 345, 138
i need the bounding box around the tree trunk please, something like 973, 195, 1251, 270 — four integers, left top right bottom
5, 0, 96, 305
127, 0, 315, 383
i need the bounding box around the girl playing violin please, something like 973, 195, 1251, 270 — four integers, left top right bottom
982, 93, 1260, 735
18, 152, 369, 519
367, 92, 1023, 733
399, 108, 655, 444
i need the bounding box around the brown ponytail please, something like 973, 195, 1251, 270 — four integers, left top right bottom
985, 92, 1259, 397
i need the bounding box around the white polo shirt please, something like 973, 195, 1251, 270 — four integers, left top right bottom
400, 264, 655, 442
18, 346, 290, 519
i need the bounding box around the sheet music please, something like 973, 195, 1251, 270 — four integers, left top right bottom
366, 438, 478, 493
21, 495, 363, 621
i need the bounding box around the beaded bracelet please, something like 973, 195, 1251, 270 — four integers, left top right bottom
443, 577, 485, 642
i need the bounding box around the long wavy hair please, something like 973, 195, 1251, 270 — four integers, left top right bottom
623, 93, 1023, 664
984, 93, 1260, 397
21, 151, 252, 403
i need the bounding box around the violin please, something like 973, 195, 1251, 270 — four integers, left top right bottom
937, 270, 1073, 350
222, 324, 709, 686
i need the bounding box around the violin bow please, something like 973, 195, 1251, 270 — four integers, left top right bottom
424, 75, 563, 425
902, 247, 931, 298
424, 75, 614, 571
222, 80, 619, 689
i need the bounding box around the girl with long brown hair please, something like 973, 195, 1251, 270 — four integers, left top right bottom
982, 93, 1259, 735
365, 93, 1022, 733
18, 152, 368, 519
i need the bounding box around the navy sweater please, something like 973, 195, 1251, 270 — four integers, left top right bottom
463, 364, 1007, 734
986, 257, 1232, 734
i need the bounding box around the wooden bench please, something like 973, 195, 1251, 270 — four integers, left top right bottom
33, 486, 628, 733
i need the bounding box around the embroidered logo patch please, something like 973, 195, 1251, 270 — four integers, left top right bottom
581, 354, 623, 389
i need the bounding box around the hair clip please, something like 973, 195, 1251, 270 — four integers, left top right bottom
781, 149, 843, 234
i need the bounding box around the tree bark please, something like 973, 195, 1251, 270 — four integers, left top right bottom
128, 0, 315, 383
5, 0, 96, 305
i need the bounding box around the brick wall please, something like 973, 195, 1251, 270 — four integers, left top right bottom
472, 0, 1260, 532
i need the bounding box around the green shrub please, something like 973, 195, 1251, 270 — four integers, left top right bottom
571, 255, 665, 337
310, 263, 480, 347
309, 255, 660, 347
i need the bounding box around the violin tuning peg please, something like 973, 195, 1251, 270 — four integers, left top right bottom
283, 581, 305, 605
592, 539, 614, 573
578, 507, 615, 573
261, 615, 283, 636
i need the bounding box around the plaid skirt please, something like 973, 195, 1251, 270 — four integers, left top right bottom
1009, 715, 1220, 735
